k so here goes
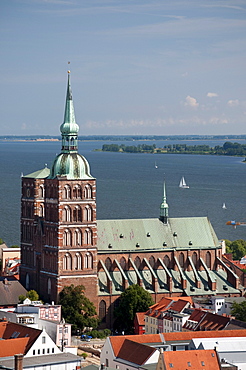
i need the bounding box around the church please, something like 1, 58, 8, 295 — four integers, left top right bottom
20, 72, 241, 327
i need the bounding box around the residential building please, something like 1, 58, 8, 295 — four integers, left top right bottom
0, 276, 27, 308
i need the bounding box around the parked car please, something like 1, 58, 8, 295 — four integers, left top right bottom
81, 334, 92, 341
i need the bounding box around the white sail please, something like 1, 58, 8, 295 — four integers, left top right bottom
179, 176, 189, 188
222, 203, 227, 209
155, 161, 158, 169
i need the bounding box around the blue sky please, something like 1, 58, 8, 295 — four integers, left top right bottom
1, 0, 246, 136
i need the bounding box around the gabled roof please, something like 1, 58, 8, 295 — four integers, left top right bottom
135, 312, 145, 326
0, 337, 29, 357
0, 276, 27, 306
161, 349, 220, 369
24, 167, 50, 179
164, 329, 246, 342
183, 309, 230, 331
97, 217, 219, 252
110, 334, 163, 357
117, 339, 156, 366
0, 321, 42, 354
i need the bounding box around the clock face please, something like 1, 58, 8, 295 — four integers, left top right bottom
27, 188, 30, 198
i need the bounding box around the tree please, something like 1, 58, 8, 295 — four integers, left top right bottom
58, 284, 99, 332
114, 284, 154, 333
19, 290, 40, 303
226, 239, 246, 260
231, 301, 246, 322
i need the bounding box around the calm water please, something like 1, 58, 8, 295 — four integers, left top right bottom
0, 139, 246, 246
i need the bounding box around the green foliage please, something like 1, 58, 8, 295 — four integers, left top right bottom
231, 301, 246, 321
0, 238, 4, 245
226, 239, 246, 260
81, 353, 88, 359
19, 290, 40, 303
114, 284, 154, 333
85, 329, 111, 339
58, 284, 99, 332
10, 245, 19, 248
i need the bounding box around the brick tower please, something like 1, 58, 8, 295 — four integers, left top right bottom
20, 71, 98, 306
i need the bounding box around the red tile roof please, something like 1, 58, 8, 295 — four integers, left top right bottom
0, 321, 42, 354
135, 312, 145, 326
117, 339, 156, 365
162, 349, 220, 369
0, 337, 29, 357
110, 334, 162, 356
164, 329, 246, 342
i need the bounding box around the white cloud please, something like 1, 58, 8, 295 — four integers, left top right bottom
207, 92, 218, 98
184, 95, 199, 109
227, 99, 239, 107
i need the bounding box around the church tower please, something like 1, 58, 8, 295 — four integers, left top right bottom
20, 71, 98, 305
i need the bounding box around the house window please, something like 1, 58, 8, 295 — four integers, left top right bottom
106, 359, 109, 367
52, 348, 54, 353
42, 336, 46, 344
38, 349, 40, 355
201, 361, 205, 366
43, 348, 45, 354
33, 350, 35, 355
47, 348, 50, 354
188, 362, 191, 367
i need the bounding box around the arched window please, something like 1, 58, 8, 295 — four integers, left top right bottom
84, 228, 92, 245
206, 251, 211, 269
99, 300, 106, 322
26, 273, 30, 290
84, 184, 92, 199
84, 252, 93, 269
179, 253, 185, 269
63, 229, 71, 246
74, 229, 82, 246
39, 204, 44, 217
48, 278, 51, 295
63, 185, 71, 199
164, 255, 170, 268
120, 257, 126, 270
39, 185, 44, 198
105, 257, 112, 271
63, 253, 72, 270
192, 252, 198, 267
73, 206, 82, 222
149, 256, 155, 268
62, 206, 71, 222
134, 256, 141, 269
73, 185, 82, 199
84, 206, 92, 221
75, 253, 82, 270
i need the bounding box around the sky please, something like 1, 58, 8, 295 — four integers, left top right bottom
1, 0, 246, 136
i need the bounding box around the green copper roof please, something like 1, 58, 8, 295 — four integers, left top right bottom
49, 152, 93, 180
97, 217, 219, 253
24, 167, 50, 179
49, 71, 94, 180
60, 71, 79, 135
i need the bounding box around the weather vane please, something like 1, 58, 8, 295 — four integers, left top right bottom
68, 61, 70, 73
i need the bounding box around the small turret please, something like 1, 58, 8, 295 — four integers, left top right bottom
160, 180, 169, 224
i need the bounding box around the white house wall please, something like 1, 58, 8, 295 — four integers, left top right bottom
25, 329, 61, 357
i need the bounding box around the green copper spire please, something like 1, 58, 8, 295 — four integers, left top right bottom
49, 71, 93, 180
60, 71, 79, 153
160, 180, 169, 224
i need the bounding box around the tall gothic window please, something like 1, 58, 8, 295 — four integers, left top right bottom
149, 256, 155, 268
62, 206, 71, 222
84, 252, 93, 269
63, 185, 71, 199
164, 255, 170, 268
74, 229, 82, 246
84, 184, 92, 199
99, 300, 106, 322
206, 251, 211, 269
73, 206, 82, 222
84, 228, 92, 245
134, 256, 141, 269
63, 253, 72, 270
192, 252, 198, 267
105, 257, 112, 271
75, 253, 82, 270
179, 253, 185, 269
63, 229, 71, 246
48, 278, 51, 295
120, 257, 126, 270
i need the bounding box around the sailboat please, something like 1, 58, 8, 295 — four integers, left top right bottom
179, 176, 189, 189
222, 203, 227, 209
155, 161, 158, 169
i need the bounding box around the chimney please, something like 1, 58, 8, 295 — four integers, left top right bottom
14, 354, 23, 370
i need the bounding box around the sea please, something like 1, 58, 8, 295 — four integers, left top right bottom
0, 139, 246, 247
